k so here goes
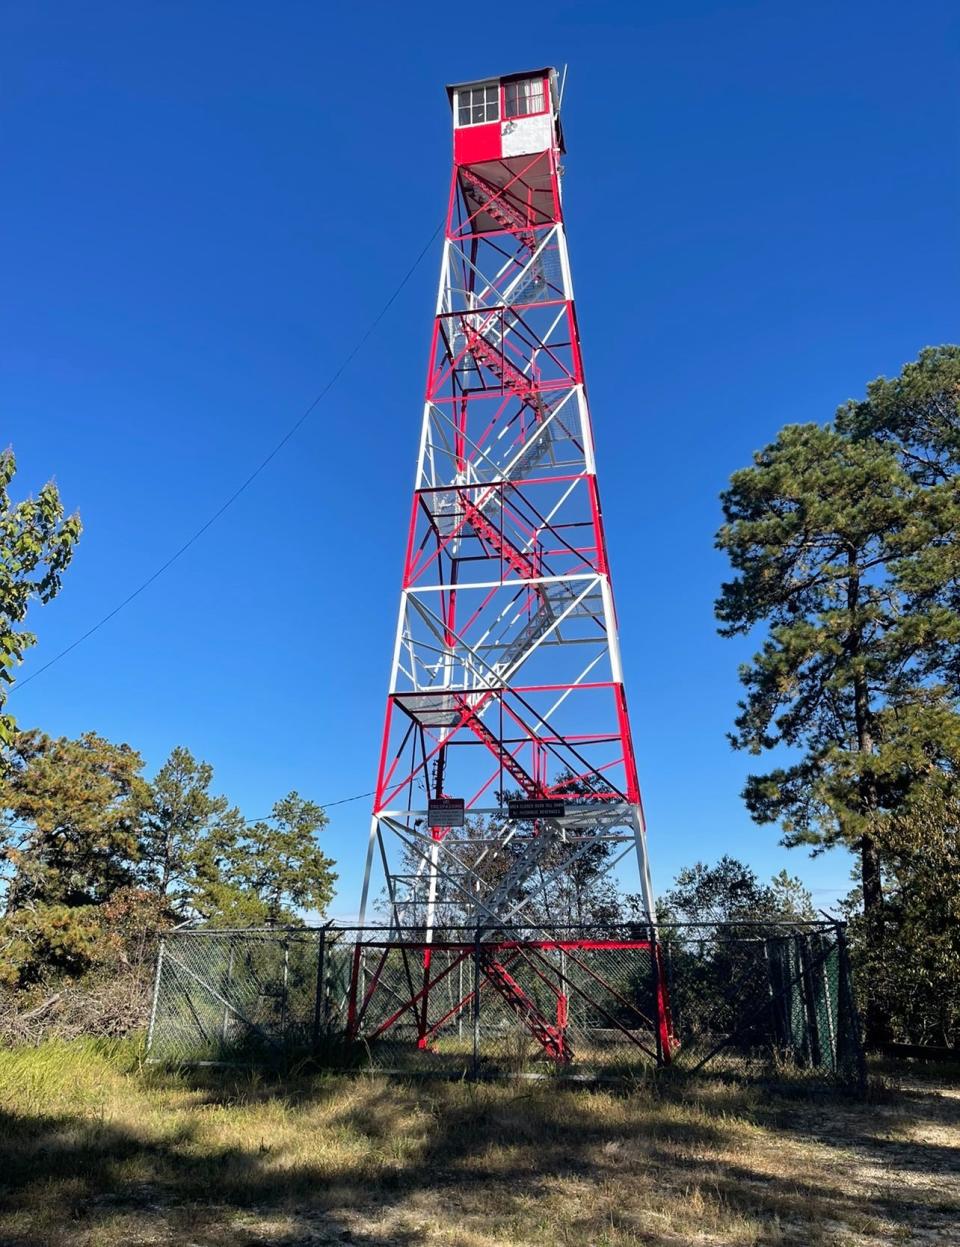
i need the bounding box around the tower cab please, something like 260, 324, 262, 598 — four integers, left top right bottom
447, 68, 564, 166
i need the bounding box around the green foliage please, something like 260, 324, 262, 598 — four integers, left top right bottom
654, 855, 815, 926
0, 734, 337, 982
138, 745, 244, 912
837, 345, 960, 691
0, 449, 81, 743
716, 358, 960, 892
189, 792, 337, 927
649, 858, 820, 1053
717, 346, 960, 1044
717, 423, 941, 845
228, 792, 336, 923
0, 730, 147, 911
845, 782, 960, 1046
836, 344, 960, 485
0, 904, 107, 987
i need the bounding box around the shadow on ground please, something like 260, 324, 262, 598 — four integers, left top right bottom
0, 1062, 958, 1246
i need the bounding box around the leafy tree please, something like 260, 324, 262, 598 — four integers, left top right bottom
139, 745, 243, 913
0, 730, 338, 981
655, 855, 814, 926
0, 449, 81, 743
647, 857, 816, 1047
138, 750, 335, 926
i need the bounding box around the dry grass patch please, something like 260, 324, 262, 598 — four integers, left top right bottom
0, 1040, 956, 1246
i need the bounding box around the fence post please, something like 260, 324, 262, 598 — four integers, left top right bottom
472, 925, 482, 1080
835, 922, 867, 1090
649, 923, 664, 1067
146, 936, 166, 1057
312, 927, 327, 1055
664, 938, 675, 1034
798, 934, 822, 1068
221, 941, 235, 1048
280, 939, 290, 1047
458, 955, 464, 1039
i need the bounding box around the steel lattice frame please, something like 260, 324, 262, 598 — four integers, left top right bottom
351, 70, 662, 1058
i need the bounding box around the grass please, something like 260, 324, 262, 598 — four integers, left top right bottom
0, 1039, 957, 1246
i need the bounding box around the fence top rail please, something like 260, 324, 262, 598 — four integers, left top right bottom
163, 917, 843, 938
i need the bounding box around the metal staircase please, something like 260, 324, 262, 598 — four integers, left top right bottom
457, 492, 540, 581
415, 169, 603, 915
482, 822, 564, 914
451, 693, 540, 797
459, 166, 538, 253
481, 955, 571, 1062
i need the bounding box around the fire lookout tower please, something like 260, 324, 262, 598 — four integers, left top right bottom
350, 69, 668, 1061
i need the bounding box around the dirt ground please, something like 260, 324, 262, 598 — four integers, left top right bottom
0, 1042, 957, 1246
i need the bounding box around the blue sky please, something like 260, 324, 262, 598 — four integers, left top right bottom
4, 1, 957, 918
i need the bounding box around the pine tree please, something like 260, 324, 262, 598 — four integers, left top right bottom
0, 729, 146, 983
139, 745, 243, 914
217, 792, 336, 924
716, 415, 960, 1041
1, 729, 146, 911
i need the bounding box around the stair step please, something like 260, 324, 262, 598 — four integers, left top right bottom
453, 694, 539, 797
459, 495, 538, 581
461, 167, 537, 251
482, 958, 571, 1062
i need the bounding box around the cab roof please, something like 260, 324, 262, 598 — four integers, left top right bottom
445, 68, 558, 107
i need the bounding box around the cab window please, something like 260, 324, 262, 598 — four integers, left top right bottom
504, 77, 545, 118
457, 84, 499, 127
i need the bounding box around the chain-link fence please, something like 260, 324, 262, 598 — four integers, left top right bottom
147, 921, 864, 1086
659, 922, 864, 1083
147, 927, 345, 1066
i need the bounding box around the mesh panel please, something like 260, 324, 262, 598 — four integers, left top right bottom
148, 922, 864, 1086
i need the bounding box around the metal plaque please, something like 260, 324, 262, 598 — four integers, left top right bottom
428, 797, 465, 827
507, 798, 566, 821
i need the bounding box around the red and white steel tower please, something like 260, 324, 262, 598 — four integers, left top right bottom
357, 67, 656, 948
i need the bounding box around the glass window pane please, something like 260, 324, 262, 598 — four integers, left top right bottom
457, 84, 500, 126
505, 77, 545, 118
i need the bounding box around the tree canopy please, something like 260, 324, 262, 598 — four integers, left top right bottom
656, 855, 815, 926
716, 377, 960, 914
0, 734, 336, 983
716, 345, 960, 1043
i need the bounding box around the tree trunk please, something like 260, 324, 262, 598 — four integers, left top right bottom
846, 548, 890, 1047
860, 834, 882, 913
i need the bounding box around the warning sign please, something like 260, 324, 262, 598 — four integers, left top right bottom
428, 798, 465, 827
